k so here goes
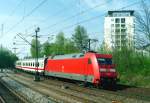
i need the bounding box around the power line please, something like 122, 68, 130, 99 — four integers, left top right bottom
23, 1, 89, 35
2, 0, 25, 24
3, 0, 48, 38
26, 0, 113, 36
17, 33, 33, 47
44, 0, 143, 36
23, 5, 73, 35
0, 0, 24, 38
41, 0, 112, 31
14, 0, 143, 40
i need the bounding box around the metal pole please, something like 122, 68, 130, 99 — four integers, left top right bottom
88, 39, 91, 51
34, 27, 40, 81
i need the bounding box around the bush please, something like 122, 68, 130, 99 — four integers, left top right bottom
112, 48, 150, 87
0, 47, 18, 69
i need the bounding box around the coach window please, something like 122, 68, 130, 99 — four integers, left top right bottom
38, 62, 40, 67
33, 63, 34, 67
42, 63, 44, 67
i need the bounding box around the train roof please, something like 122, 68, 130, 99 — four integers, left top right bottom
16, 58, 45, 62
48, 53, 84, 60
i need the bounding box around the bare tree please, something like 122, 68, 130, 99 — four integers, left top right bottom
135, 0, 150, 52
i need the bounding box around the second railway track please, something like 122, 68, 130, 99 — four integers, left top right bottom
16, 71, 150, 102
0, 76, 28, 103
2, 71, 150, 103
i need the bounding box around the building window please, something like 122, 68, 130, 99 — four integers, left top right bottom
115, 18, 120, 23
115, 24, 120, 28
111, 29, 114, 32
121, 24, 125, 28
121, 18, 125, 23
115, 29, 120, 33
121, 29, 126, 32
111, 18, 114, 21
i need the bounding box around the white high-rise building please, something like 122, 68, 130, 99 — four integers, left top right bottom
104, 10, 135, 50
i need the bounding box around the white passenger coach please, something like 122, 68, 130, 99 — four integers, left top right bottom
15, 58, 45, 73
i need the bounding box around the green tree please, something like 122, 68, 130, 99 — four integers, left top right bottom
41, 41, 51, 56
41, 42, 57, 56
55, 32, 65, 54
30, 39, 42, 58
64, 39, 80, 54
72, 25, 89, 51
135, 0, 150, 51
0, 46, 18, 69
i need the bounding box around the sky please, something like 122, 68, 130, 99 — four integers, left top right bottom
0, 0, 147, 58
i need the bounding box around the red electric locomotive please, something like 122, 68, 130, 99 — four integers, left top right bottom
16, 52, 118, 87
44, 52, 118, 86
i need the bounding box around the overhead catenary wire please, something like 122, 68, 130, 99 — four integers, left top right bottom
23, 2, 75, 35
41, 0, 112, 31
43, 0, 145, 37
26, 0, 113, 36
2, 0, 25, 24
17, 0, 144, 40
12, 0, 147, 57
0, 0, 25, 38
14, 1, 145, 44
3, 0, 48, 37
17, 33, 33, 47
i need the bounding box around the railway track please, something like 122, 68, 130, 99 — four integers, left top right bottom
0, 96, 5, 103
16, 71, 150, 102
3, 71, 150, 103
0, 78, 27, 103
8, 73, 110, 103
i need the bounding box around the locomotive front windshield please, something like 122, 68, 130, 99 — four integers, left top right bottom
97, 58, 112, 65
